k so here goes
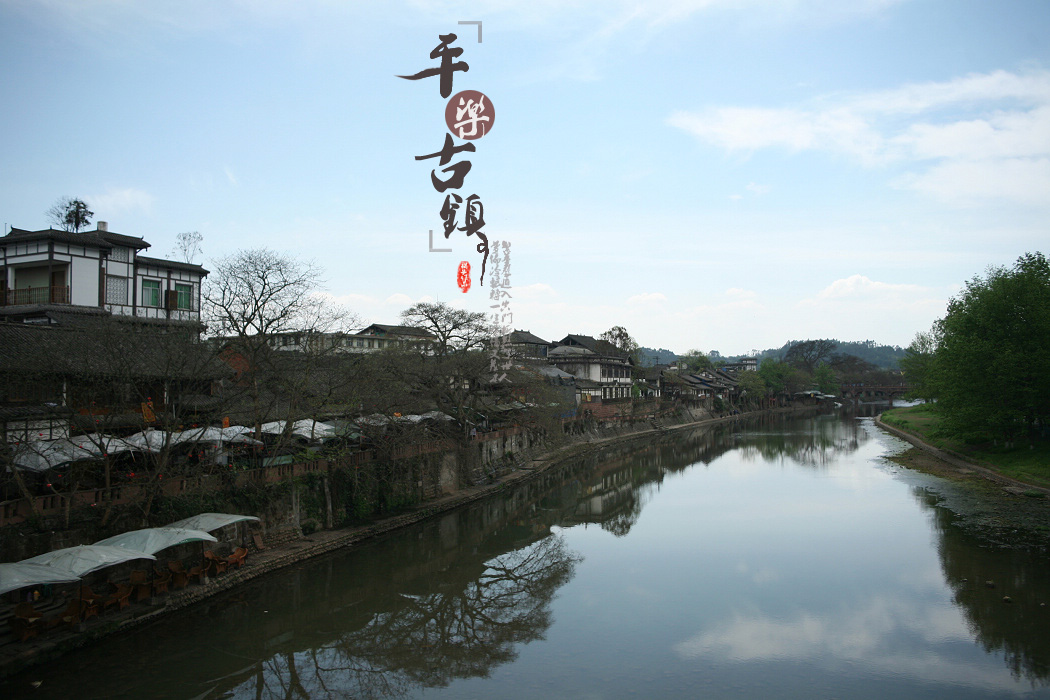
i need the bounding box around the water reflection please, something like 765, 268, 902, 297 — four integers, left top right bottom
229, 535, 580, 699
913, 486, 1050, 685
5, 410, 1049, 699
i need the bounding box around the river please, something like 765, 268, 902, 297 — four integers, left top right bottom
4, 408, 1050, 699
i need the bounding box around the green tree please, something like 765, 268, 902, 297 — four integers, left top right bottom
599, 325, 640, 362
933, 252, 1050, 443
899, 328, 938, 402
758, 358, 802, 397
736, 370, 767, 407
813, 363, 838, 394
47, 196, 94, 233
784, 339, 837, 373
679, 349, 713, 373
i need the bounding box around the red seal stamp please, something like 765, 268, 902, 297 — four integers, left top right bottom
445, 90, 494, 140
457, 261, 471, 293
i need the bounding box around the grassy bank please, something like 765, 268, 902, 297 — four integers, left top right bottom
882, 403, 1050, 488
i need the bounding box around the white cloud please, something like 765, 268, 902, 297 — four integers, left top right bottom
384, 293, 416, 306
513, 283, 558, 300
800, 274, 942, 310
894, 157, 1050, 206
672, 599, 1020, 692
669, 69, 1050, 206
627, 292, 667, 304
224, 166, 239, 186
793, 275, 947, 340
85, 187, 155, 218
724, 287, 758, 301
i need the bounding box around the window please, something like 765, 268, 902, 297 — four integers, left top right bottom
142, 279, 161, 307
175, 282, 193, 310
106, 276, 127, 305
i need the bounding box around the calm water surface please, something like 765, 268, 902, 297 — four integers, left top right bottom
5, 410, 1050, 699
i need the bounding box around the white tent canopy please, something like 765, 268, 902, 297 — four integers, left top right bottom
11, 438, 99, 472
94, 527, 217, 555
172, 427, 263, 446
165, 512, 261, 533
258, 419, 337, 440
21, 544, 155, 577
0, 562, 82, 596
122, 429, 171, 453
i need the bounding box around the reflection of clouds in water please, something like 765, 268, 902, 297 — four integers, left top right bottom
673, 597, 1027, 693
734, 561, 781, 585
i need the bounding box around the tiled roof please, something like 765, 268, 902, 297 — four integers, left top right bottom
3, 227, 113, 249
136, 255, 209, 274
357, 324, 436, 339
506, 329, 549, 345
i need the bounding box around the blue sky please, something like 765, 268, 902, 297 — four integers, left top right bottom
2, 0, 1048, 355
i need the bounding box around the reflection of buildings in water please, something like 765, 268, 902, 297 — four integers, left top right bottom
5, 410, 888, 699
911, 485, 1050, 686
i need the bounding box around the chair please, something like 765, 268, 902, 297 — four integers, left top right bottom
11, 602, 43, 642
8, 616, 39, 642
204, 550, 227, 577
14, 601, 43, 622
187, 565, 204, 585
152, 568, 171, 595
226, 547, 248, 569
168, 561, 189, 590
130, 570, 152, 602
103, 584, 133, 613
78, 584, 103, 604
49, 598, 97, 629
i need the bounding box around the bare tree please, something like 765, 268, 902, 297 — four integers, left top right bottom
46, 196, 94, 233
400, 302, 491, 357
171, 231, 203, 264
203, 248, 356, 436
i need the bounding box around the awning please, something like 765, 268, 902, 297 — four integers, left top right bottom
173, 426, 263, 446
258, 420, 337, 440
122, 429, 171, 453
94, 527, 217, 555
11, 438, 99, 472
165, 512, 261, 533
21, 544, 156, 577
0, 562, 82, 596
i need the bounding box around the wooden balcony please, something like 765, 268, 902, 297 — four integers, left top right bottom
2, 285, 70, 306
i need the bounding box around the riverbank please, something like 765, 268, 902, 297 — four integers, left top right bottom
0, 406, 802, 679
875, 414, 1050, 497
875, 414, 1050, 551
880, 404, 1050, 488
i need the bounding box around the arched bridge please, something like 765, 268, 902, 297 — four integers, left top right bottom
839, 384, 912, 404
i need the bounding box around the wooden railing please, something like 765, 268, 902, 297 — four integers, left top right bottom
2, 285, 70, 306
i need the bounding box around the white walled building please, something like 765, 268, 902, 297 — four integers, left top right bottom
0, 224, 207, 326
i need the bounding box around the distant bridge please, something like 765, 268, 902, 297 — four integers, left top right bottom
838, 384, 912, 405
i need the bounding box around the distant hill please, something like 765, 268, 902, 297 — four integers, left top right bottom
639, 340, 905, 369
637, 347, 678, 367
730, 339, 906, 369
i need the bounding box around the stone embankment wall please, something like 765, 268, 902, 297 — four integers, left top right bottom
0, 407, 717, 561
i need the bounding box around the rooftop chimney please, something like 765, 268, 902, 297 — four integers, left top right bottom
97, 221, 108, 231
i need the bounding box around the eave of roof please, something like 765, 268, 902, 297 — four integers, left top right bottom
136, 255, 209, 274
